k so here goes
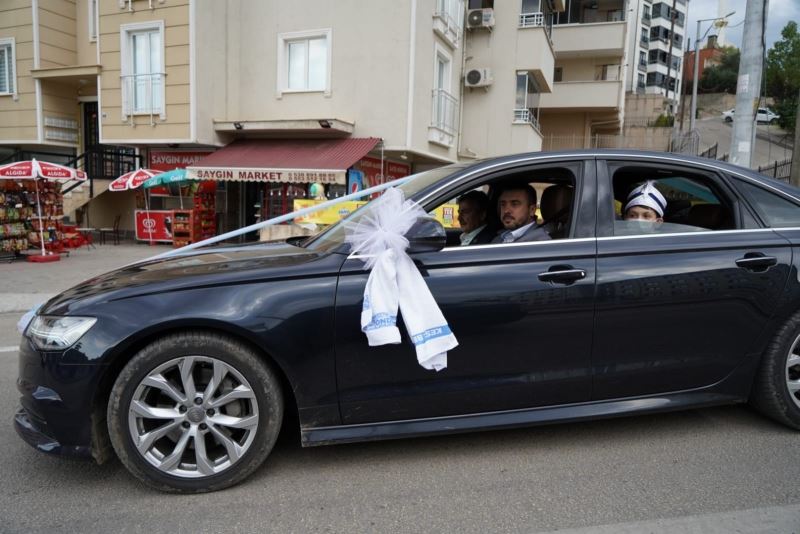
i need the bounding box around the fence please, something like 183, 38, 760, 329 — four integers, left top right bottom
757, 159, 793, 181
697, 142, 718, 160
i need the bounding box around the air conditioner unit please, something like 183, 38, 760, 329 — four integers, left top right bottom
467, 8, 495, 29
465, 68, 493, 88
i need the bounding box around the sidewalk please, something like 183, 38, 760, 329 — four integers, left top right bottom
1, 241, 173, 313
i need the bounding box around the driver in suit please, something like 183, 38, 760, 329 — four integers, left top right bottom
457, 190, 495, 246
492, 185, 551, 243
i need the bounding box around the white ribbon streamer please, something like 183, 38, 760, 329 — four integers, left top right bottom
345, 188, 457, 371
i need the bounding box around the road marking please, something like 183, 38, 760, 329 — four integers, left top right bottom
0, 345, 18, 353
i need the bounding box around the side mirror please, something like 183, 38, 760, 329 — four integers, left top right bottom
406, 217, 446, 254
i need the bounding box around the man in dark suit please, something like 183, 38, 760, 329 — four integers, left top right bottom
491, 185, 551, 244
457, 190, 495, 245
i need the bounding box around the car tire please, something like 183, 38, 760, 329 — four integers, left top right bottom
107, 331, 283, 493
770, 118, 778, 125
725, 117, 733, 123
750, 312, 800, 430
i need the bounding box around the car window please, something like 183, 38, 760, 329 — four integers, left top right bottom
737, 180, 800, 228
429, 164, 579, 247
610, 166, 735, 235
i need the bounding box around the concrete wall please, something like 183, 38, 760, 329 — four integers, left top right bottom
0, 1, 37, 143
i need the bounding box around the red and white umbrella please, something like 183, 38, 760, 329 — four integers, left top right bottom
0, 158, 86, 256
109, 168, 160, 191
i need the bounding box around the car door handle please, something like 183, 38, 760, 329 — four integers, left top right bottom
735, 254, 777, 272
538, 266, 586, 285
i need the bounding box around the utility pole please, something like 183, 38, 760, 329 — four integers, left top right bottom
730, 0, 769, 168
791, 90, 800, 187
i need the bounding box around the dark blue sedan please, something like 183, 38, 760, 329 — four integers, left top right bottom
15, 150, 800, 492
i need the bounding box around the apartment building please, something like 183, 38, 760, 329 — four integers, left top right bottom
626, 0, 688, 105
0, 0, 565, 232
538, 0, 630, 149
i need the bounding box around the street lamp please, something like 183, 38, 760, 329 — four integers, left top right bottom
690, 11, 736, 132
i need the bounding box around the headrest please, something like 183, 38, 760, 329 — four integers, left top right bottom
541, 184, 573, 221
688, 204, 723, 229
624, 181, 667, 217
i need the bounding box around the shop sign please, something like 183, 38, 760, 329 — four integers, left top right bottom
356, 157, 411, 188
135, 210, 174, 242
149, 151, 214, 172
186, 167, 346, 184
293, 199, 460, 229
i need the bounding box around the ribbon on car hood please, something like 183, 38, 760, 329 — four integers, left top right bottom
345, 188, 457, 371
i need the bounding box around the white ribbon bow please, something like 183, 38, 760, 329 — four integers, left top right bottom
345, 188, 457, 371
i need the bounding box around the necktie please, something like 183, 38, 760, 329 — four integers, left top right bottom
502, 231, 515, 243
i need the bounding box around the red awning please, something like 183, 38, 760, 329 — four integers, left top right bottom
186, 138, 380, 185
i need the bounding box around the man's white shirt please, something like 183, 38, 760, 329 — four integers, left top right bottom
459, 224, 488, 246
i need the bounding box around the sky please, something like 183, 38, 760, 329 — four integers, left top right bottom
684, 0, 799, 50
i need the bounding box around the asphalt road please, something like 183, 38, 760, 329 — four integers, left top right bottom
694, 117, 793, 168
2, 309, 800, 533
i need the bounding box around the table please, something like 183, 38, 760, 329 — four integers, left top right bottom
75, 227, 97, 250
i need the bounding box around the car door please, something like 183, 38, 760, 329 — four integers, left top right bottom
333, 159, 597, 425
591, 158, 792, 400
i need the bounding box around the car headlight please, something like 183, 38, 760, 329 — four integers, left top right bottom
26, 316, 97, 351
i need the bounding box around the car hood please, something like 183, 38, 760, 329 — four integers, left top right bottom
41, 241, 340, 315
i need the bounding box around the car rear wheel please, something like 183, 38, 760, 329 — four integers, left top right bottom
750, 313, 800, 429
107, 332, 283, 493
725, 116, 733, 123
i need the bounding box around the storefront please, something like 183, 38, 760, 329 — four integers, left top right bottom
187, 138, 412, 241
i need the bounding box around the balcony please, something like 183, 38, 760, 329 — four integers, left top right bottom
516, 25, 555, 93
433, 0, 462, 48
428, 88, 458, 147
642, 13, 651, 26
539, 80, 621, 111
550, 21, 626, 59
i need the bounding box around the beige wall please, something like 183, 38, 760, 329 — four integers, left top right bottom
460, 6, 553, 158
76, 0, 98, 65
38, 0, 78, 68
557, 57, 621, 82
86, 187, 137, 231
99, 0, 191, 141
540, 112, 590, 149
0, 1, 37, 143
221, 1, 419, 150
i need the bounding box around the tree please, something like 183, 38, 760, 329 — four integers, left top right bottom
766, 21, 800, 133
698, 46, 740, 94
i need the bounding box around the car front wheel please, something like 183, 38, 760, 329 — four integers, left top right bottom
725, 116, 733, 123
751, 313, 800, 429
107, 332, 283, 493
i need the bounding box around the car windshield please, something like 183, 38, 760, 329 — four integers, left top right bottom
301, 162, 470, 252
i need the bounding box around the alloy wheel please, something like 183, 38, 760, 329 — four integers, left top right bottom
127, 355, 259, 478
787, 335, 800, 409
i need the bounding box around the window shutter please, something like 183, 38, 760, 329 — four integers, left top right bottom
0, 46, 7, 93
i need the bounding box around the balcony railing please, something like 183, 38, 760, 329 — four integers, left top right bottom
642, 13, 651, 26
519, 12, 544, 27
433, 0, 462, 47
121, 72, 165, 124
431, 88, 457, 134
513, 108, 541, 132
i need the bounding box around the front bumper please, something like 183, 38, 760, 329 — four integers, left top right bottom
14, 336, 104, 460
14, 406, 92, 458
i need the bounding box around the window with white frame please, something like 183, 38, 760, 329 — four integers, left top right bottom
120, 22, 165, 118
514, 71, 540, 129
278, 29, 332, 94
0, 38, 15, 95
88, 0, 98, 42
431, 46, 456, 134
